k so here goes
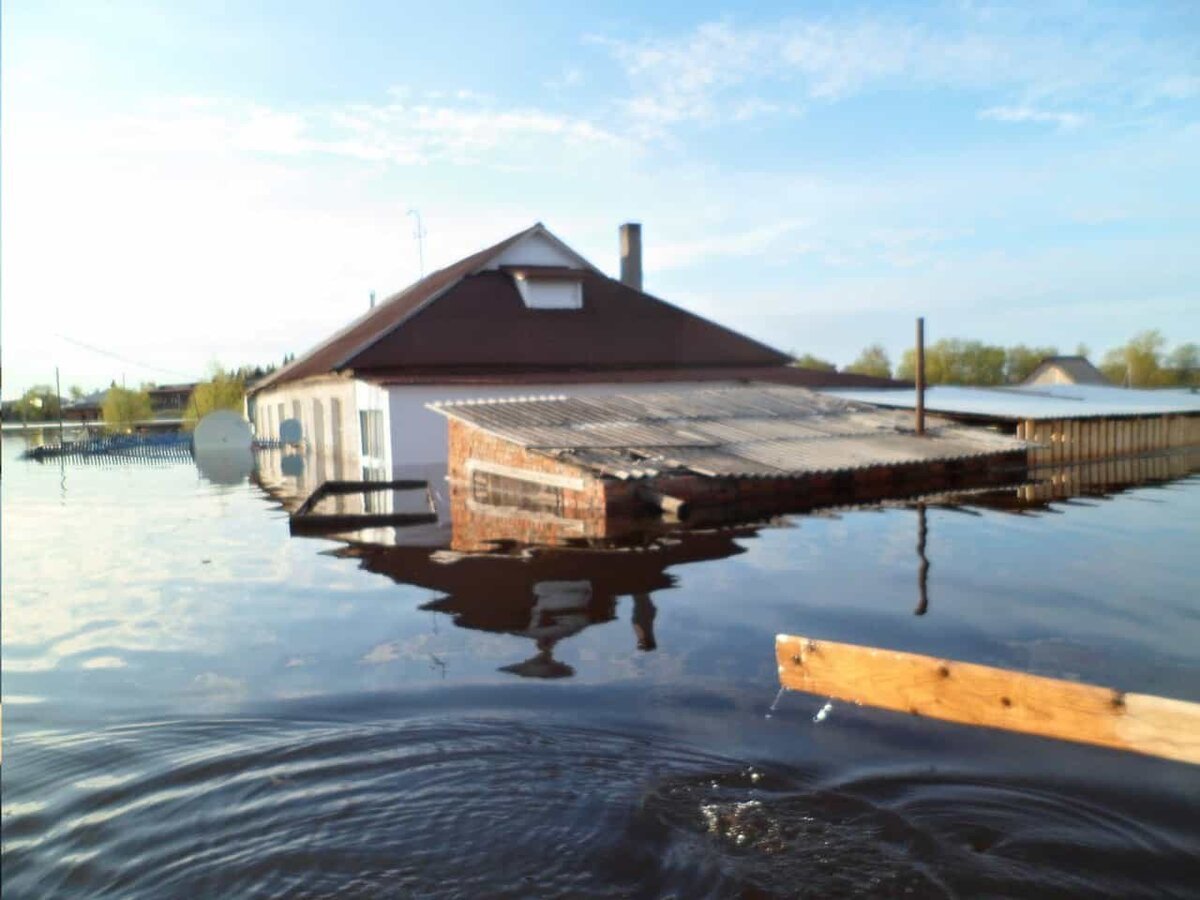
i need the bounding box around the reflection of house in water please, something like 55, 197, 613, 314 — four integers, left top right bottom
303, 447, 1198, 677
965, 449, 1200, 513
335, 528, 752, 678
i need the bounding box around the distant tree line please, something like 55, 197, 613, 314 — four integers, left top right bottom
792, 330, 1198, 388
3, 358, 282, 429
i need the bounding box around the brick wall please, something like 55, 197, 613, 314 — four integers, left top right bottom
447, 418, 643, 550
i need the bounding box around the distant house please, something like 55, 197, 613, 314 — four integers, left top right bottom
248, 222, 896, 486
63, 389, 107, 422
147, 383, 195, 417
1023, 355, 1111, 387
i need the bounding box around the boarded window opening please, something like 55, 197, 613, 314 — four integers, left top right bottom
471, 469, 564, 515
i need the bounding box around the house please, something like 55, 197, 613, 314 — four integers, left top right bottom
1023, 355, 1111, 387
248, 222, 897, 489
63, 389, 107, 422
147, 383, 196, 417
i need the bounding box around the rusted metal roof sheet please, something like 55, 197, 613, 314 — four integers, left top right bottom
824, 384, 1200, 421
430, 386, 1024, 480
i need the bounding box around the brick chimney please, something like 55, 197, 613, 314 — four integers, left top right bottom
619, 222, 642, 291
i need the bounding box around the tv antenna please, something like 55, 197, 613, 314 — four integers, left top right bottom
407, 209, 426, 278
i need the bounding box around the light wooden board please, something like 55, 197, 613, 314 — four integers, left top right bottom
776, 634, 1200, 765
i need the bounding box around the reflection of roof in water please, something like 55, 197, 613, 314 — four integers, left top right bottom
334, 528, 751, 680
336, 528, 753, 601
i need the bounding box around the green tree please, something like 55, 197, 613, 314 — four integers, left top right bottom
1164, 342, 1200, 387
1100, 330, 1167, 387
68, 385, 87, 401
102, 387, 153, 433
791, 353, 837, 373
184, 368, 246, 429
1004, 345, 1058, 383
897, 339, 1007, 385
14, 385, 61, 422
845, 344, 892, 378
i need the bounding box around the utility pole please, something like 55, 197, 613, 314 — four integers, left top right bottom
407, 209, 426, 278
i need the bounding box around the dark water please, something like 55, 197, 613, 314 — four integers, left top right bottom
3, 436, 1199, 898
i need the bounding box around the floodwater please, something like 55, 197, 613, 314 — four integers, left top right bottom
3, 435, 1199, 898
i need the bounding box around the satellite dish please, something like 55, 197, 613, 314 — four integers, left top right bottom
193, 410, 252, 451
279, 418, 303, 444
192, 411, 254, 485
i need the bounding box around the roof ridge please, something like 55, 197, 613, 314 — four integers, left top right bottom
252, 223, 544, 394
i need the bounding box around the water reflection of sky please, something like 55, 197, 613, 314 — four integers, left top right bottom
4, 439, 1200, 718
5, 436, 1200, 896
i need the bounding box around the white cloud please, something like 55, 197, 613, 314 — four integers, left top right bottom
979, 105, 1086, 129
596, 10, 1198, 131
545, 67, 584, 92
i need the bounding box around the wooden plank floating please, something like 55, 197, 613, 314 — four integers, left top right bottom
776, 634, 1200, 765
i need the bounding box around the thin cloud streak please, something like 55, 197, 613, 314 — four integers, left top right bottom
595, 9, 1198, 132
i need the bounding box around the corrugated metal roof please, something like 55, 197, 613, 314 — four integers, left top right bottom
822, 384, 1200, 421
430, 386, 1024, 480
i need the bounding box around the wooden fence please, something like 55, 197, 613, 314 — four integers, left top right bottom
1016, 414, 1200, 465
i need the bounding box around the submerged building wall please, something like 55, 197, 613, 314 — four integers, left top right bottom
447, 417, 1028, 537
1016, 414, 1200, 466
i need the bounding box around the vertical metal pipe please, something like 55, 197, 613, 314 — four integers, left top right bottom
915, 317, 926, 435
55, 366, 65, 446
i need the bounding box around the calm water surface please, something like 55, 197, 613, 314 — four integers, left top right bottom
3, 436, 1199, 898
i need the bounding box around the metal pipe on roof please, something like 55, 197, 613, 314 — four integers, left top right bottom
916, 317, 926, 436
619, 223, 642, 291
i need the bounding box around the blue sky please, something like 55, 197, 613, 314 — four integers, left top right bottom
3, 1, 1198, 397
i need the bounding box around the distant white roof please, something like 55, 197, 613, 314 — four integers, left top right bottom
822, 384, 1200, 421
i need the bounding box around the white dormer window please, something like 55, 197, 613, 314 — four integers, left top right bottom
511, 271, 583, 310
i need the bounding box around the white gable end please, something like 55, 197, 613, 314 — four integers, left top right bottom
485, 231, 586, 270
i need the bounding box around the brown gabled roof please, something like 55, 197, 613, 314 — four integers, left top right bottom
252, 223, 799, 394
253, 224, 550, 393
368, 365, 903, 389
347, 270, 790, 371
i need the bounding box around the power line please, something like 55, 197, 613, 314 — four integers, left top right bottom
53, 333, 194, 379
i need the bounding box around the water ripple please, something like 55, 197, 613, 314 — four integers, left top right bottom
7, 716, 1197, 898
